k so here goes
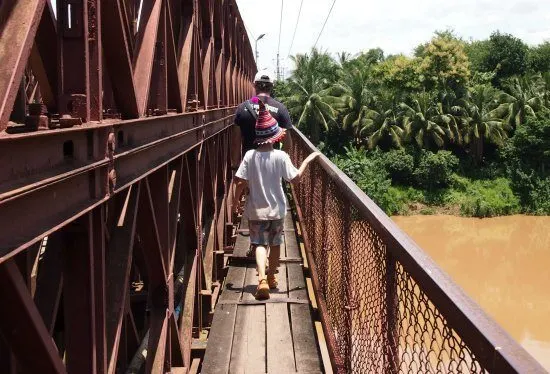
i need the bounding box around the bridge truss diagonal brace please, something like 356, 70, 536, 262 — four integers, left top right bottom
0, 259, 67, 374
0, 0, 46, 131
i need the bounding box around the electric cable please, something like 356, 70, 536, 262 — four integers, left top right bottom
287, 0, 304, 57
313, 0, 337, 49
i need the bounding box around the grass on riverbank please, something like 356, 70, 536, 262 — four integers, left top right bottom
388, 176, 520, 217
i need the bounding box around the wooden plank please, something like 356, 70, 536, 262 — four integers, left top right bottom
232, 231, 250, 257
315, 321, 334, 374
287, 219, 322, 373
270, 260, 288, 299
266, 303, 295, 373
229, 266, 266, 373
240, 215, 249, 230
285, 222, 301, 259
201, 265, 246, 374
306, 278, 318, 310
266, 244, 294, 372
284, 211, 295, 232
290, 305, 322, 373
189, 358, 201, 374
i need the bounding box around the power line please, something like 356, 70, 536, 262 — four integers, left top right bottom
287, 0, 304, 58
313, 0, 337, 49
277, 0, 284, 55
276, 0, 284, 80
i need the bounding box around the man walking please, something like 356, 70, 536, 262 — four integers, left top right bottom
231, 70, 293, 169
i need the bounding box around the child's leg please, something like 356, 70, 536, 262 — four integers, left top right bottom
249, 220, 270, 282
255, 245, 268, 280
267, 245, 280, 276
266, 219, 284, 288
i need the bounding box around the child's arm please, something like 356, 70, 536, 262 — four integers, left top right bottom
290, 151, 321, 184
232, 177, 248, 215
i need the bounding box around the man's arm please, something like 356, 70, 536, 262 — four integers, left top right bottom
230, 125, 242, 169
278, 104, 294, 152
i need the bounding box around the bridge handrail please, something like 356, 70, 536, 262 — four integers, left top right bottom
289, 127, 545, 373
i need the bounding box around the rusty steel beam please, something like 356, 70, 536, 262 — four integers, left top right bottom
0, 259, 67, 374
0, 0, 46, 130
57, 0, 103, 123
133, 0, 162, 116
102, 0, 139, 118
0, 109, 234, 261
30, 1, 58, 112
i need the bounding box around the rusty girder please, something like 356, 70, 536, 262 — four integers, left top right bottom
0, 0, 255, 372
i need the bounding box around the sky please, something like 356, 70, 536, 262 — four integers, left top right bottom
236, 0, 550, 78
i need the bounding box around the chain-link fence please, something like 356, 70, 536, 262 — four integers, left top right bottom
289, 129, 544, 374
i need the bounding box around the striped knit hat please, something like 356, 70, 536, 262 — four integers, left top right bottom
251, 96, 286, 144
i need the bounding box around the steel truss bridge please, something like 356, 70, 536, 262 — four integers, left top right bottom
0, 0, 545, 373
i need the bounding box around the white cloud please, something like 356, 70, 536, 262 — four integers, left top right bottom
236, 0, 550, 76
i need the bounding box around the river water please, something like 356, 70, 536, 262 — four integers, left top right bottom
391, 215, 550, 371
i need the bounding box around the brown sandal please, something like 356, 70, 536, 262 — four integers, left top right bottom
255, 279, 270, 300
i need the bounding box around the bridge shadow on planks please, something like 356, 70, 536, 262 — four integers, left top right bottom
201, 209, 324, 374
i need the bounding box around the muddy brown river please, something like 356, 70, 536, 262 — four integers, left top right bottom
392, 215, 550, 370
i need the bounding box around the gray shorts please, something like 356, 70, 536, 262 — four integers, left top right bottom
248, 219, 284, 246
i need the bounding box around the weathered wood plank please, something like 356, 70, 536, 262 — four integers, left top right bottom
290, 305, 322, 373
284, 211, 294, 232
232, 231, 250, 257
285, 224, 300, 259
229, 266, 266, 373
266, 303, 295, 373
201, 265, 246, 374
315, 321, 334, 374
286, 212, 322, 373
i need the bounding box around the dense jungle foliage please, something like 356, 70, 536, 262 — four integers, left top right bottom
274, 31, 550, 217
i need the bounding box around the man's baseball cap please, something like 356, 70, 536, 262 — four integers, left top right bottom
254, 70, 274, 84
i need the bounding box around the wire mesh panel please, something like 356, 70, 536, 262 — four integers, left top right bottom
289, 129, 544, 374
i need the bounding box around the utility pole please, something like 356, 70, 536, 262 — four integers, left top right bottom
276, 53, 280, 81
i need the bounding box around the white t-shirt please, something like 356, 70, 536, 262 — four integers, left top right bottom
235, 149, 299, 220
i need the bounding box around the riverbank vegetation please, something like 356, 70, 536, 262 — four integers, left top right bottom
275, 31, 550, 217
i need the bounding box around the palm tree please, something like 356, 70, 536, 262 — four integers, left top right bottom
456, 85, 508, 163
364, 106, 404, 149
332, 62, 373, 144
399, 92, 455, 149
285, 49, 340, 143
542, 72, 550, 108
499, 75, 547, 129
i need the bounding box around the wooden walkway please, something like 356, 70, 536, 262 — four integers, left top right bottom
201, 209, 323, 374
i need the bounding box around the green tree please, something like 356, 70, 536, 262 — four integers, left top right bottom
456, 85, 508, 163
333, 61, 374, 144
400, 92, 456, 149
528, 41, 550, 73
373, 55, 423, 96
285, 49, 340, 143
365, 106, 404, 150
499, 75, 547, 129
414, 150, 459, 190
417, 32, 471, 90
483, 31, 529, 84
465, 39, 491, 73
